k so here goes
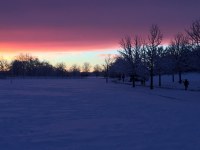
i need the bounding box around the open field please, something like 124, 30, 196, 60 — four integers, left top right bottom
0, 77, 200, 150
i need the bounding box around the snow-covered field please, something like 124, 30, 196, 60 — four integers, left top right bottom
0, 76, 200, 150
153, 73, 200, 91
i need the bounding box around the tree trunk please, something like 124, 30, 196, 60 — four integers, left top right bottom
106, 68, 108, 83
150, 66, 154, 89
132, 75, 135, 87
172, 73, 175, 82
179, 71, 182, 84
159, 73, 161, 87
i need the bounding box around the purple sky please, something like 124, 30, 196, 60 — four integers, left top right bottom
0, 0, 200, 55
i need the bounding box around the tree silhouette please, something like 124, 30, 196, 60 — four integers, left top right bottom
186, 19, 200, 47
170, 33, 190, 83
103, 55, 113, 83
0, 57, 9, 78
70, 64, 81, 77
82, 62, 91, 76
119, 36, 144, 87
146, 24, 163, 89
93, 64, 102, 77
55, 63, 67, 77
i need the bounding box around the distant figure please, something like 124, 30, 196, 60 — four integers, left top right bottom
122, 73, 125, 82
183, 79, 189, 90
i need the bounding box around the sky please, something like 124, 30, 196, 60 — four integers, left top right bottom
0, 0, 200, 67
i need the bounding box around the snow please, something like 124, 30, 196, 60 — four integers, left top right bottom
152, 72, 200, 91
0, 75, 200, 150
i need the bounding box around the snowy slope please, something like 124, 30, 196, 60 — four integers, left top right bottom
152, 72, 200, 91
0, 77, 200, 150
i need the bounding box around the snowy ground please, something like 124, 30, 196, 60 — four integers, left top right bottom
153, 73, 200, 91
121, 72, 200, 91
0, 76, 200, 150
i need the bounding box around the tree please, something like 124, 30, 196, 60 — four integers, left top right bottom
11, 54, 38, 76
146, 24, 163, 89
11, 60, 26, 76
55, 63, 67, 77
82, 62, 91, 76
170, 33, 190, 83
0, 57, 9, 72
154, 47, 166, 87
161, 47, 176, 82
186, 19, 200, 47
38, 61, 54, 76
10, 54, 57, 77
109, 56, 127, 78
0, 57, 10, 78
70, 64, 80, 77
93, 64, 102, 77
103, 55, 113, 83
190, 46, 200, 71
186, 19, 200, 71
119, 36, 143, 87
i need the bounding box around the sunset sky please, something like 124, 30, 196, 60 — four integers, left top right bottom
0, 0, 199, 66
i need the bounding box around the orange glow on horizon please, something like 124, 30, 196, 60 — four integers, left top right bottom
0, 37, 172, 66
0, 27, 172, 55
0, 39, 170, 53
0, 41, 119, 53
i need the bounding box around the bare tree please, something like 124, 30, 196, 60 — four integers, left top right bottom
154, 47, 165, 87
70, 64, 80, 77
119, 35, 143, 87
146, 24, 163, 89
170, 33, 190, 83
82, 62, 91, 76
93, 64, 102, 77
12, 54, 35, 77
55, 63, 67, 77
0, 57, 9, 72
186, 19, 200, 47
103, 55, 113, 83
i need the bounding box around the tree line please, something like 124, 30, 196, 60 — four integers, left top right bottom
106, 19, 200, 89
0, 54, 104, 78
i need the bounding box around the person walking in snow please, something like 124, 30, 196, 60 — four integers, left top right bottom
183, 79, 189, 90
